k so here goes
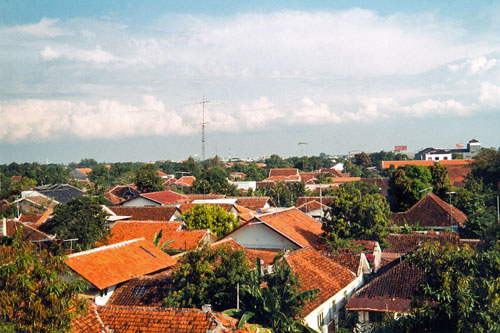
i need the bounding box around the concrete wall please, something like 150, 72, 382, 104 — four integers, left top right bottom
230, 223, 298, 250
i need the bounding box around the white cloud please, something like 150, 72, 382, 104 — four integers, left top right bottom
402, 99, 472, 117
448, 56, 498, 74
288, 98, 341, 124
1, 17, 64, 38
40, 46, 60, 60
40, 45, 115, 63
479, 82, 500, 106
0, 96, 194, 142
237, 97, 285, 130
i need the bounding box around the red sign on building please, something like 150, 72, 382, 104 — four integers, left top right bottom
394, 145, 407, 151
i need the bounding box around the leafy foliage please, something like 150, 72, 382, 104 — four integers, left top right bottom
134, 163, 163, 193
163, 245, 251, 311
429, 163, 451, 199
44, 196, 109, 250
322, 186, 392, 249
471, 148, 500, 189
0, 230, 88, 332
258, 181, 305, 207
192, 167, 238, 195
384, 242, 500, 332
388, 165, 433, 212
182, 204, 240, 237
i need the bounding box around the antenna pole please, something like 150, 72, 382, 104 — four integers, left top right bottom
202, 99, 206, 161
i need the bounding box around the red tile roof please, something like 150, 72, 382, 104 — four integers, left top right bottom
210, 238, 280, 267
285, 247, 356, 316
72, 301, 110, 333
235, 196, 274, 210
140, 190, 190, 205
347, 261, 424, 313
269, 168, 299, 177
76, 168, 93, 175
323, 253, 362, 274
296, 200, 329, 213
107, 276, 173, 307
447, 165, 472, 187
252, 208, 324, 249
234, 204, 257, 222
105, 185, 140, 205
108, 206, 180, 221
384, 232, 459, 257
5, 220, 54, 244
391, 193, 467, 228
185, 194, 227, 200
296, 197, 334, 207
108, 221, 211, 251
382, 159, 473, 169
330, 177, 361, 184
66, 238, 177, 289
175, 176, 196, 187
96, 306, 247, 332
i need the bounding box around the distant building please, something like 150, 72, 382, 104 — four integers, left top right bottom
415, 139, 481, 161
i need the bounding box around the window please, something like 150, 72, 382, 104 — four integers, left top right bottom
317, 312, 324, 328
444, 157, 448, 160
132, 286, 148, 296
100, 288, 108, 297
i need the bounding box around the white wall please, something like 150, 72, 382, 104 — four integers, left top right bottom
94, 285, 117, 305
122, 196, 160, 207
230, 223, 298, 250
425, 153, 452, 161
304, 275, 364, 332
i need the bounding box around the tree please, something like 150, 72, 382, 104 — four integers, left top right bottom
388, 165, 432, 212
429, 163, 451, 199
44, 196, 109, 250
192, 167, 238, 195
134, 164, 163, 193
354, 152, 371, 167
89, 165, 110, 189
164, 245, 251, 311
179, 156, 202, 179
182, 204, 240, 237
471, 148, 500, 189
322, 187, 392, 249
0, 230, 88, 332
265, 154, 292, 169
384, 242, 500, 332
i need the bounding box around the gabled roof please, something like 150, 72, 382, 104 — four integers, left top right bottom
107, 276, 173, 307
4, 220, 55, 244
210, 238, 280, 267
96, 306, 248, 332
75, 168, 93, 175
229, 207, 324, 249
234, 204, 257, 222
175, 176, 196, 187
108, 206, 180, 221
139, 190, 190, 205
391, 193, 467, 228
347, 260, 424, 313
105, 185, 140, 205
296, 196, 334, 207
383, 232, 459, 257
324, 252, 364, 275
269, 168, 299, 177
285, 247, 357, 316
184, 194, 227, 200
235, 196, 274, 210
72, 301, 110, 333
66, 238, 177, 290
108, 221, 212, 251
35, 184, 85, 204
18, 208, 52, 225
296, 200, 329, 213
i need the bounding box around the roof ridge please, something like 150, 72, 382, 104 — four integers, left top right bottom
256, 206, 295, 218
68, 238, 145, 258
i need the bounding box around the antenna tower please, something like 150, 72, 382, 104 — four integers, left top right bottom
193, 96, 210, 162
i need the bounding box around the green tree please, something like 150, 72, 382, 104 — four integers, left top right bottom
388, 165, 432, 212
0, 230, 88, 332
134, 164, 163, 193
265, 154, 292, 169
385, 242, 500, 332
471, 148, 500, 189
179, 156, 202, 179
44, 196, 109, 250
429, 163, 451, 199
182, 204, 240, 237
10, 177, 37, 195
354, 152, 371, 167
164, 245, 251, 311
88, 165, 110, 189
322, 187, 392, 249
192, 167, 238, 195
452, 152, 464, 159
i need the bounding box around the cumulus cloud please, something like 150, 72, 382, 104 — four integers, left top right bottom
40, 45, 115, 63
40, 46, 60, 60
2, 17, 64, 38
479, 82, 500, 106
288, 98, 341, 124
0, 96, 193, 142
448, 56, 498, 74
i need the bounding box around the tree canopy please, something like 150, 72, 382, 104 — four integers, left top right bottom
388, 165, 433, 212
182, 204, 240, 237
192, 167, 238, 195
0, 231, 88, 332
322, 186, 392, 249
134, 163, 164, 193
44, 196, 109, 250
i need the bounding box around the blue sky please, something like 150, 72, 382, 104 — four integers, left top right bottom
1, 1, 500, 163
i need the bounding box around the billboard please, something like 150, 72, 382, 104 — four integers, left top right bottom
456, 143, 465, 148
394, 145, 407, 151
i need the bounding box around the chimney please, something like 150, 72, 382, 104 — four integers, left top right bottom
201, 304, 212, 313
2, 218, 7, 237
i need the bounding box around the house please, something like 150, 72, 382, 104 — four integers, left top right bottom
121, 190, 190, 207
391, 193, 467, 230
12, 195, 58, 215
323, 252, 372, 277
234, 196, 274, 211
228, 180, 257, 192
210, 238, 280, 269
107, 275, 173, 307
104, 185, 140, 205
221, 207, 324, 250
296, 197, 335, 208
415, 139, 481, 161
285, 247, 363, 332
346, 260, 424, 325
2, 218, 55, 248
296, 200, 329, 221
70, 168, 92, 181
381, 159, 473, 169
230, 172, 247, 181
65, 238, 177, 305
18, 208, 53, 227
106, 221, 217, 252
72, 301, 111, 333
234, 204, 257, 222
35, 184, 85, 204
260, 168, 301, 186
107, 206, 182, 222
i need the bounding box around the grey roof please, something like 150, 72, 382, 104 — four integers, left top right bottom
35, 184, 85, 204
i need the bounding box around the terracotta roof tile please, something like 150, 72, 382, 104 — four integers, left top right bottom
175, 176, 196, 187
285, 248, 357, 316
252, 208, 324, 249
234, 204, 257, 222
269, 168, 299, 177
96, 306, 246, 332
76, 168, 93, 175
447, 165, 472, 187
108, 206, 180, 221
185, 194, 227, 200
66, 238, 177, 289
347, 261, 424, 313
5, 220, 54, 244
324, 253, 362, 274
295, 196, 334, 207
391, 193, 467, 228
108, 221, 211, 251
140, 190, 190, 205
210, 238, 280, 267
384, 232, 459, 257
382, 159, 473, 169
107, 276, 173, 307
72, 301, 110, 333
296, 200, 329, 213
235, 196, 274, 210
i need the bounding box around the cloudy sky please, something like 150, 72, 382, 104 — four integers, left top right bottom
1, 1, 500, 163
